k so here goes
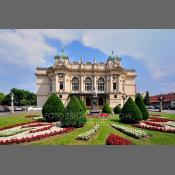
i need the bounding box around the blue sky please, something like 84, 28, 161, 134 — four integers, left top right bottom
0, 29, 175, 95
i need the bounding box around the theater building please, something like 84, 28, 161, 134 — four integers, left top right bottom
35, 50, 137, 109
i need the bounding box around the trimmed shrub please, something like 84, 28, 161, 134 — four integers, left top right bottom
78, 98, 86, 113
114, 104, 121, 114
42, 93, 65, 122
135, 93, 149, 120
119, 97, 142, 123
61, 95, 87, 128
102, 103, 112, 114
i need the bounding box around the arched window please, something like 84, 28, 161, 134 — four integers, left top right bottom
98, 77, 105, 91
72, 77, 79, 91
85, 77, 92, 91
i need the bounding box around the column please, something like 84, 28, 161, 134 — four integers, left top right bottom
119, 75, 122, 92
81, 75, 84, 92
55, 74, 58, 92
110, 75, 113, 92
94, 75, 97, 91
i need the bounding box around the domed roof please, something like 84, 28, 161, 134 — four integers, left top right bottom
108, 51, 121, 61
54, 49, 68, 60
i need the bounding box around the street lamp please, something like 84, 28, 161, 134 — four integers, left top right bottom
122, 93, 127, 106
158, 95, 164, 112
10, 92, 14, 114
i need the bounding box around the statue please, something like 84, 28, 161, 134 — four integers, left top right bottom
91, 87, 97, 97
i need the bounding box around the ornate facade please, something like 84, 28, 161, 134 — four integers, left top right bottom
35, 51, 137, 109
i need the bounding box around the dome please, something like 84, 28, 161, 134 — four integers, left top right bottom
108, 51, 121, 61
54, 49, 68, 60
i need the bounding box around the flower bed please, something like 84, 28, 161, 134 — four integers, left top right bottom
164, 121, 175, 128
0, 121, 37, 131
29, 125, 53, 133
133, 123, 175, 133
22, 123, 50, 128
150, 114, 161, 117
143, 121, 164, 127
87, 113, 110, 118
76, 124, 100, 141
111, 124, 148, 139
148, 117, 169, 122
0, 128, 74, 145
0, 128, 30, 137
106, 134, 133, 145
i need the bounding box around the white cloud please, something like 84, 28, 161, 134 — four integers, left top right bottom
0, 29, 175, 80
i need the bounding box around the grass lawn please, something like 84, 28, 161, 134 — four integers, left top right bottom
0, 112, 175, 145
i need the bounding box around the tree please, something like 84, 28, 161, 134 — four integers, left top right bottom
61, 95, 87, 128
135, 93, 149, 120
0, 92, 5, 105
144, 91, 150, 106
20, 99, 31, 106
119, 97, 142, 123
1, 88, 36, 106
102, 103, 112, 114
114, 104, 121, 114
78, 98, 86, 113
42, 93, 65, 122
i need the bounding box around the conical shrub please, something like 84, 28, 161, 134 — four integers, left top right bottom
61, 95, 87, 128
42, 93, 65, 122
102, 103, 112, 114
135, 93, 149, 120
78, 98, 86, 113
119, 97, 142, 123
114, 104, 121, 114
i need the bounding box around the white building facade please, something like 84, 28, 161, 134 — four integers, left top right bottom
35, 51, 137, 109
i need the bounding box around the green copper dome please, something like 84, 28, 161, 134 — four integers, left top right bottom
108, 51, 121, 61
54, 49, 68, 60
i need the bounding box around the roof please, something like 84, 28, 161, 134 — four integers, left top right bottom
150, 93, 175, 102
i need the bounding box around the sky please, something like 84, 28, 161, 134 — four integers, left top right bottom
0, 29, 175, 95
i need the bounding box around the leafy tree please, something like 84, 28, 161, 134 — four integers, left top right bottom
119, 97, 142, 123
114, 104, 121, 114
42, 93, 65, 122
135, 93, 149, 120
20, 99, 31, 106
61, 95, 87, 128
1, 88, 36, 106
144, 91, 150, 106
0, 92, 5, 105
102, 103, 112, 114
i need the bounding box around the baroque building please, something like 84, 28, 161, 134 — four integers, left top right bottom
35, 50, 137, 109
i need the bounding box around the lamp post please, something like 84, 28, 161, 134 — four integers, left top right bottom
10, 92, 14, 114
158, 95, 163, 112
122, 93, 127, 106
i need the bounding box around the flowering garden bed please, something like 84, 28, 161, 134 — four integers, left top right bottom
106, 134, 133, 145
148, 117, 169, 123
87, 113, 110, 118
111, 124, 148, 139
76, 124, 100, 141
143, 121, 165, 127
0, 128, 74, 145
133, 123, 175, 133
0, 121, 74, 145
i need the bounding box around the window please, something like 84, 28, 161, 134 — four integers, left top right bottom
113, 83, 116, 90
59, 95, 62, 98
72, 77, 79, 91
114, 95, 117, 98
98, 78, 104, 91
60, 81, 64, 90
85, 78, 92, 91
86, 97, 91, 106
98, 97, 104, 106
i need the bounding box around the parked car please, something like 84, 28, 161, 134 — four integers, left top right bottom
14, 106, 23, 111
26, 106, 42, 111
146, 105, 155, 110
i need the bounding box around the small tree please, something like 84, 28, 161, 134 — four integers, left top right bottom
42, 93, 65, 122
144, 91, 150, 106
78, 98, 86, 113
114, 104, 121, 114
135, 93, 149, 120
119, 97, 142, 123
61, 95, 87, 128
102, 103, 112, 114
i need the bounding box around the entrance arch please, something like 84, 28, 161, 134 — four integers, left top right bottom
86, 97, 91, 106
98, 97, 104, 106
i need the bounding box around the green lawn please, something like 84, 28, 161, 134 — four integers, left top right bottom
1, 112, 175, 145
